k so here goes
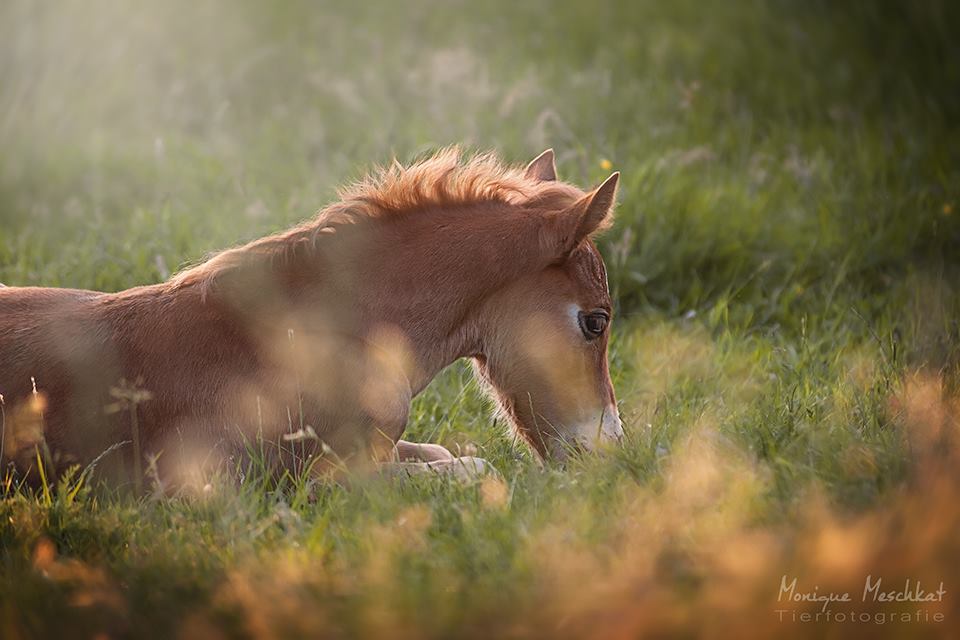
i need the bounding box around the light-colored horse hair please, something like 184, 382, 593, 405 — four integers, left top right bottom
171, 147, 580, 297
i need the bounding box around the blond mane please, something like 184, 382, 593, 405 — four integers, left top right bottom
339, 146, 542, 211
170, 147, 579, 293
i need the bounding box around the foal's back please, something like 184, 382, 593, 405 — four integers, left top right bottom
0, 286, 104, 394
0, 281, 382, 480
1, 287, 110, 468
0, 284, 258, 476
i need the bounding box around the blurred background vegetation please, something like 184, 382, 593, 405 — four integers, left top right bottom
1, 1, 959, 637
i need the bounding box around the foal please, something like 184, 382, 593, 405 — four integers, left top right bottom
0, 148, 623, 486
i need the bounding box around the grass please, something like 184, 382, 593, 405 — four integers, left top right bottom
1, 0, 959, 637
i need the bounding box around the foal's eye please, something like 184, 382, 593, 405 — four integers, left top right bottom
578, 310, 609, 340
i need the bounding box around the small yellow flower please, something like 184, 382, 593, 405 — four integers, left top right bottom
943, 203, 954, 216
599, 158, 613, 171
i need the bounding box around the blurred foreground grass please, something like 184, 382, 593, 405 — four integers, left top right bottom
1, 0, 959, 637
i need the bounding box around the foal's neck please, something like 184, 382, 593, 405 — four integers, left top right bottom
279, 202, 539, 393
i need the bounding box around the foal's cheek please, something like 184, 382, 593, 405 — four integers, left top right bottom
516, 313, 593, 394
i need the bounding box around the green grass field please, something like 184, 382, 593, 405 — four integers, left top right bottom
2, 1, 959, 637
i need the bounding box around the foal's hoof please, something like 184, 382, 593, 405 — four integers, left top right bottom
428, 456, 499, 481
382, 456, 500, 482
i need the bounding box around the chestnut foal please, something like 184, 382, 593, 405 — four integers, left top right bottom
0, 148, 623, 487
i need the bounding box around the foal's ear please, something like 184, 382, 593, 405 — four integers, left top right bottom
573, 171, 619, 240
542, 172, 619, 260
524, 149, 557, 182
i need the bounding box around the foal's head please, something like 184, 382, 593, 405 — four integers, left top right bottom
474, 150, 623, 460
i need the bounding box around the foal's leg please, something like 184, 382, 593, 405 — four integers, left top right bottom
379, 455, 499, 481
383, 440, 498, 480
394, 439, 455, 463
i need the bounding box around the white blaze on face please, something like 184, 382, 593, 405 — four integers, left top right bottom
566, 303, 582, 333
564, 303, 624, 449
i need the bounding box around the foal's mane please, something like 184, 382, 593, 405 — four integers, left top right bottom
340, 146, 544, 212
171, 147, 578, 294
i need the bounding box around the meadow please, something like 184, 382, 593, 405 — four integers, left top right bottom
1, 1, 959, 637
